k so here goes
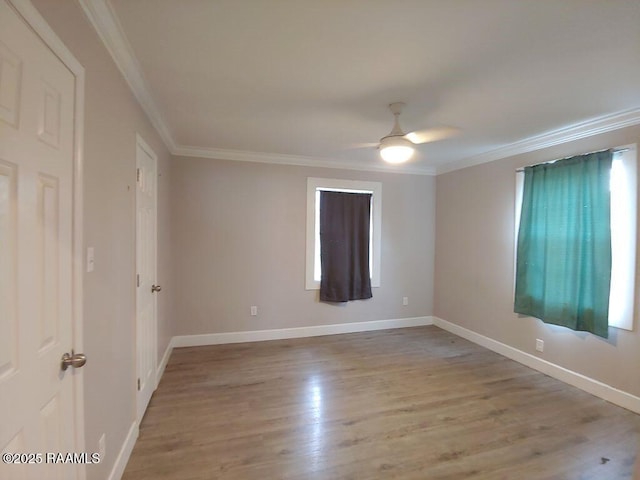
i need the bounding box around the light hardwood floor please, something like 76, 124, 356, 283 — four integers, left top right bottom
123, 326, 640, 479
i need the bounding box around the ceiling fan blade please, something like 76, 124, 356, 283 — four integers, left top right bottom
348, 142, 380, 149
405, 126, 460, 145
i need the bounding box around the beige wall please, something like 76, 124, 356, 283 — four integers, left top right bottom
171, 157, 435, 334
435, 124, 640, 398
30, 1, 172, 479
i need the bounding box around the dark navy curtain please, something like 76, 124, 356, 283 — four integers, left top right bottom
319, 191, 373, 303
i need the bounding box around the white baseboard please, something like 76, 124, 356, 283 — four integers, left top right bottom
108, 420, 139, 480
432, 316, 640, 414
156, 340, 173, 389
172, 316, 433, 348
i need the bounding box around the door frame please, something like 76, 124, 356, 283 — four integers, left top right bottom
135, 133, 158, 422
8, 0, 86, 478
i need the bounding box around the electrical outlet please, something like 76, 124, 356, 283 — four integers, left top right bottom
535, 339, 544, 352
402, 296, 409, 306
250, 306, 257, 316
98, 434, 106, 459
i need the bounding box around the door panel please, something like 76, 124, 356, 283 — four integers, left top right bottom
0, 161, 17, 380
136, 136, 157, 422
37, 174, 60, 353
0, 40, 22, 127
0, 1, 78, 478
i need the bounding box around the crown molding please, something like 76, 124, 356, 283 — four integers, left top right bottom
173, 145, 437, 175
437, 107, 640, 175
78, 0, 176, 151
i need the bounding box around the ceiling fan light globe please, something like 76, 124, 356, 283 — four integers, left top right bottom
379, 135, 414, 164
380, 145, 414, 164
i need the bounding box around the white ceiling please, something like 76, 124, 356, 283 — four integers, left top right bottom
89, 0, 640, 174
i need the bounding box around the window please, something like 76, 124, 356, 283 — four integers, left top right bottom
306, 178, 381, 290
514, 145, 637, 331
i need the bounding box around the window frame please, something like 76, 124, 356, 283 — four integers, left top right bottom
305, 177, 382, 290
514, 144, 637, 331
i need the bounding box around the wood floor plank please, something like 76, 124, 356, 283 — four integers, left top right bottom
123, 326, 640, 479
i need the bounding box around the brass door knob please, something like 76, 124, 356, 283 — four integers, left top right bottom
61, 351, 87, 371
151, 284, 162, 293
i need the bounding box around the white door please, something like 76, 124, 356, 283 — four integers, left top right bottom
135, 135, 158, 422
0, 1, 81, 479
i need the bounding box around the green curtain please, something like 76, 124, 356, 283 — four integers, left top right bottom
514, 150, 613, 338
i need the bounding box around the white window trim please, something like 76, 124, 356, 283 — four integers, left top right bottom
514, 144, 637, 331
306, 177, 382, 290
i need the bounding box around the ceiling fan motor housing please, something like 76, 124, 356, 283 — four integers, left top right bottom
379, 134, 414, 163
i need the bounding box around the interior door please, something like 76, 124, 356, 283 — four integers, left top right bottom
135, 135, 158, 422
0, 1, 81, 478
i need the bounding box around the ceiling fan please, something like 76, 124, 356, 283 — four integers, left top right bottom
378, 102, 458, 164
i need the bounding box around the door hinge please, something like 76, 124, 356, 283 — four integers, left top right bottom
137, 378, 141, 391
136, 168, 141, 183
137, 274, 140, 287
